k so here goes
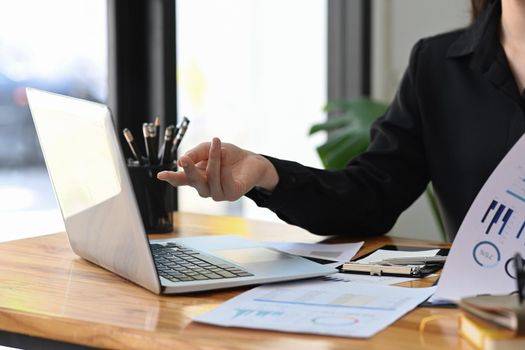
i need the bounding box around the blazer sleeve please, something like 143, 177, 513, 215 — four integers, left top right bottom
246, 40, 430, 237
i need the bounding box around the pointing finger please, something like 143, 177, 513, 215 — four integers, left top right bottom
179, 155, 210, 198
157, 170, 190, 187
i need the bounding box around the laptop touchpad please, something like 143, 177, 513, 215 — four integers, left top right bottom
215, 248, 291, 264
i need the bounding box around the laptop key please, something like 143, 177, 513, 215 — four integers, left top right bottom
192, 275, 209, 280
235, 272, 254, 277
215, 271, 236, 278
179, 276, 195, 281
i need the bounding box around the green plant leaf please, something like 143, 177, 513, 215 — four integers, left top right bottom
316, 131, 369, 169
324, 97, 388, 116
309, 115, 354, 135
311, 98, 388, 169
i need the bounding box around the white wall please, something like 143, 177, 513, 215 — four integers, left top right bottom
372, 0, 470, 241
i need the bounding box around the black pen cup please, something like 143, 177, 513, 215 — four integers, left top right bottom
127, 160, 176, 233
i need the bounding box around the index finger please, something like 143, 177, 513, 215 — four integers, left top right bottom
157, 170, 190, 187
180, 141, 212, 165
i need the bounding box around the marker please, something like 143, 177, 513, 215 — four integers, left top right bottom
170, 117, 190, 161
123, 128, 145, 165
160, 125, 175, 165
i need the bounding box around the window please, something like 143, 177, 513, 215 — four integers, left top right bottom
0, 0, 107, 241
176, 0, 327, 221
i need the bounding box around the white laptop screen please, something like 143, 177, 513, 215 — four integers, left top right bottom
27, 88, 161, 294
27, 88, 121, 219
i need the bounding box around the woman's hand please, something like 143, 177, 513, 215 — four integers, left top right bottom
157, 137, 278, 201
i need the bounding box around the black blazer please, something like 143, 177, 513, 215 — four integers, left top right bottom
247, 0, 525, 241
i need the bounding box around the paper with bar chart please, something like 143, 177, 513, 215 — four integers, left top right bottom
194, 281, 436, 338
433, 134, 525, 302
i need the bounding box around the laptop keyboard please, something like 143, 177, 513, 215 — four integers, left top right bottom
150, 242, 254, 283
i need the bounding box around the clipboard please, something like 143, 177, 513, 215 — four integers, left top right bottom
338, 244, 449, 277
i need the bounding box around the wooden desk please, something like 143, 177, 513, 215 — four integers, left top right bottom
0, 212, 471, 349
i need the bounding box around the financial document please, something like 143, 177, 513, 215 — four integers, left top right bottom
433, 133, 525, 302
264, 241, 363, 263
320, 272, 418, 285
194, 281, 436, 338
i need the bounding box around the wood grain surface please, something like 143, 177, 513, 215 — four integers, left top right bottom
0, 212, 474, 349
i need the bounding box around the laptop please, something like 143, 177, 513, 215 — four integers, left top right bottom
27, 88, 335, 294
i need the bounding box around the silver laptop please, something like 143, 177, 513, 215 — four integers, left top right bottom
27, 88, 335, 294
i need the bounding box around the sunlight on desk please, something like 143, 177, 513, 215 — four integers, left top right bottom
0, 209, 64, 243
0, 168, 64, 243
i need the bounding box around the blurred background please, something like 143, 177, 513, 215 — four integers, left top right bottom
0, 0, 106, 241
0, 0, 469, 242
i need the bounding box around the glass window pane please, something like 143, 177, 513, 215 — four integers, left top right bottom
0, 0, 107, 241
176, 0, 327, 221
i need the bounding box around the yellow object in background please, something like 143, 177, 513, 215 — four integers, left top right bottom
459, 314, 525, 350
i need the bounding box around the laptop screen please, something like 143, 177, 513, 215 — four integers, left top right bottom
27, 88, 161, 294
27, 88, 121, 219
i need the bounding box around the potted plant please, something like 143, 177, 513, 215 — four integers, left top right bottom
309, 97, 447, 241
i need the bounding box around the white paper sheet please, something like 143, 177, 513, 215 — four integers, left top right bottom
433, 134, 525, 302
319, 272, 418, 285
356, 249, 440, 264
194, 281, 436, 338
265, 241, 363, 263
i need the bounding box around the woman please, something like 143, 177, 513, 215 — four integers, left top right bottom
158, 0, 525, 241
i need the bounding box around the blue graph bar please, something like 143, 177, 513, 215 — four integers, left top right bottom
486, 204, 505, 234
517, 221, 525, 239
482, 200, 498, 223
498, 208, 513, 235
506, 190, 525, 203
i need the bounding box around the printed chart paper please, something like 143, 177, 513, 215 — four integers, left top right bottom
323, 272, 421, 285
434, 134, 525, 301
194, 281, 436, 338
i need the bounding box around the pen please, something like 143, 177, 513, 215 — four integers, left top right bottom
170, 117, 190, 161
154, 116, 161, 160
371, 256, 447, 266
154, 116, 160, 138
146, 123, 158, 165
514, 253, 524, 304
122, 128, 145, 165
340, 262, 421, 276
160, 125, 175, 165
142, 123, 151, 165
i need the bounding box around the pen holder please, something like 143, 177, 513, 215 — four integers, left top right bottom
127, 160, 176, 233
